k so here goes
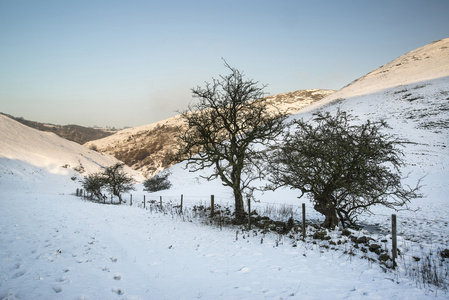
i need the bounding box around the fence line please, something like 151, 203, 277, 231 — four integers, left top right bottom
74, 189, 448, 250
75, 189, 447, 225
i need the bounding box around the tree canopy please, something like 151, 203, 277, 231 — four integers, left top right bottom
268, 109, 421, 228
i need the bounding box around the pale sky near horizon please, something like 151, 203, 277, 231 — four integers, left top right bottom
1, 0, 448, 128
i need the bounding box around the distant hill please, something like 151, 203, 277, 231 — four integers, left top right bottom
85, 89, 335, 178
0, 113, 116, 144
0, 114, 144, 192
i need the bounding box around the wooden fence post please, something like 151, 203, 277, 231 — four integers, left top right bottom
180, 194, 183, 214
392, 214, 397, 268
247, 197, 251, 230
130, 194, 132, 206
160, 196, 162, 210
143, 195, 146, 209
210, 195, 215, 217
302, 203, 306, 241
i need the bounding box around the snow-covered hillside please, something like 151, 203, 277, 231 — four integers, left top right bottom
305, 38, 449, 111
1, 38, 448, 299
0, 114, 144, 193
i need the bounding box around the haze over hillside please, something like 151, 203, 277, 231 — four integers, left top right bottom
85, 89, 335, 177
0, 112, 116, 144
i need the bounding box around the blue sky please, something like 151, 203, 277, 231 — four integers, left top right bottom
1, 0, 448, 128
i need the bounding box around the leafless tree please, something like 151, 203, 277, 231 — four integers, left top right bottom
177, 61, 287, 221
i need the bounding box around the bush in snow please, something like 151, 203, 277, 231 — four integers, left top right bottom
81, 172, 106, 200
81, 163, 135, 203
143, 172, 172, 192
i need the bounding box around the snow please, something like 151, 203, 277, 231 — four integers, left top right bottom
1, 38, 449, 299
0, 187, 437, 299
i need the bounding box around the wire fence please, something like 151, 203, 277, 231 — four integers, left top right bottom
75, 188, 449, 290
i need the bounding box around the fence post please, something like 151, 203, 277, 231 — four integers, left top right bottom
143, 195, 146, 209
130, 194, 132, 206
392, 214, 397, 268
111, 194, 113, 204
160, 196, 162, 210
247, 197, 251, 230
302, 203, 306, 241
180, 194, 183, 214
210, 195, 215, 217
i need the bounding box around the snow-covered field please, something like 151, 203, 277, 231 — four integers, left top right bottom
0, 177, 443, 299
1, 38, 449, 299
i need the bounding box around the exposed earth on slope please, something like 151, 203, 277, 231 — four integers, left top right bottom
85, 89, 335, 178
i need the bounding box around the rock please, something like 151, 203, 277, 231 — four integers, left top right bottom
341, 228, 351, 236
313, 231, 331, 240
378, 254, 390, 262
441, 249, 449, 259
369, 244, 382, 255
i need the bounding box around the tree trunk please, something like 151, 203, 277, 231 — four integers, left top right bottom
314, 196, 339, 229
233, 188, 245, 222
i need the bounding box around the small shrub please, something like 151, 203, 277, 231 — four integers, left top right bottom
74, 164, 85, 174
143, 172, 172, 192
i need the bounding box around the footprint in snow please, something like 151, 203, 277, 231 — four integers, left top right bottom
53, 286, 62, 293
113, 273, 122, 280
57, 276, 68, 283
12, 262, 23, 270
112, 287, 124, 295
12, 270, 27, 279
238, 267, 251, 274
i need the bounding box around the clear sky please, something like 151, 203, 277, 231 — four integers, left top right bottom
1, 0, 448, 128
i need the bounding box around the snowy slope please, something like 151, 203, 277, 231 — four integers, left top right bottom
304, 38, 449, 111
0, 114, 144, 193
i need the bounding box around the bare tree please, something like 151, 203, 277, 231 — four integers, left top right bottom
176, 61, 287, 221
268, 109, 421, 228
80, 163, 135, 203
102, 163, 135, 203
